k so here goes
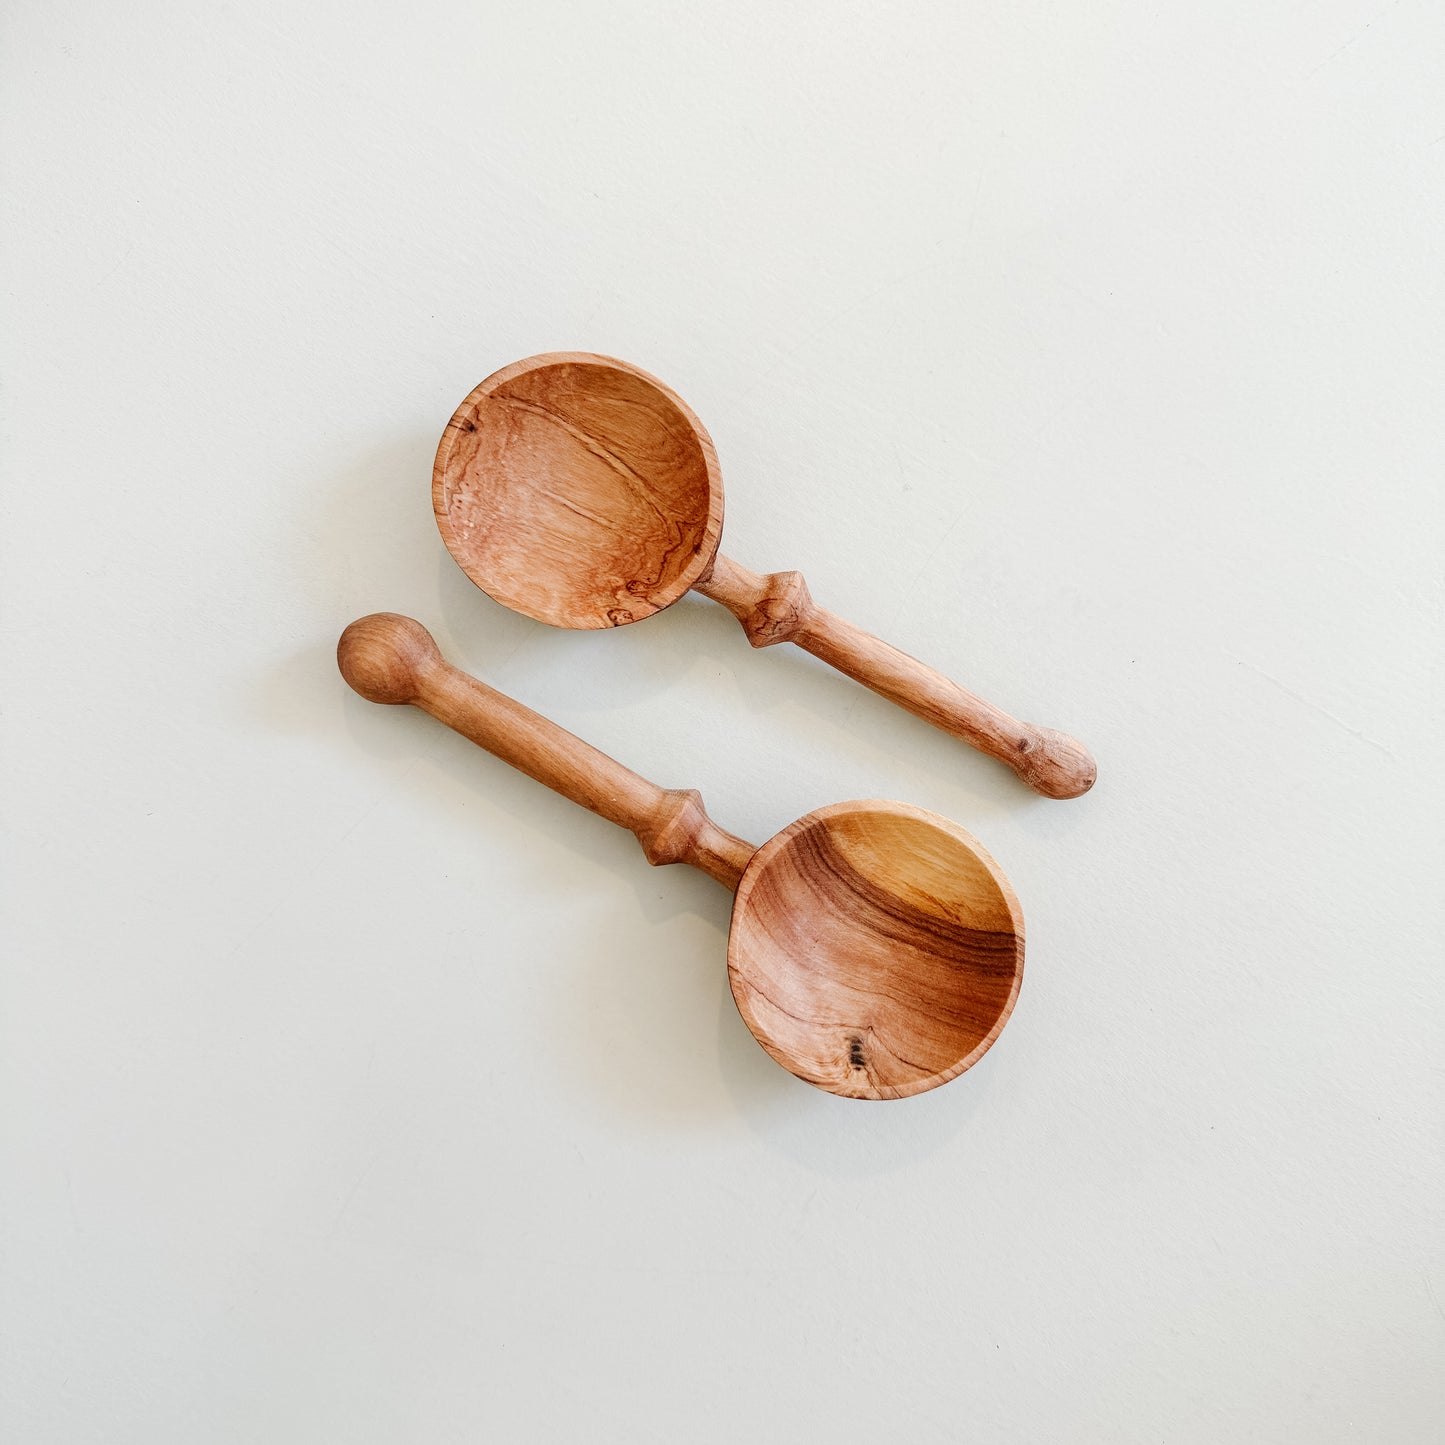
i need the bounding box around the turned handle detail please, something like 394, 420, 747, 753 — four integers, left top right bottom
695, 555, 1096, 799
337, 614, 755, 888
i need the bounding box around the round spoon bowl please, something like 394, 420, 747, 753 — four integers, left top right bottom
728, 800, 1025, 1100
433, 353, 723, 630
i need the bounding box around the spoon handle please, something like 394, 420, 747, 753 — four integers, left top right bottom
337, 614, 755, 888
695, 555, 1095, 799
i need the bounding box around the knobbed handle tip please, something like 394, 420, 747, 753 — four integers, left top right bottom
1013, 727, 1097, 799
338, 613, 443, 705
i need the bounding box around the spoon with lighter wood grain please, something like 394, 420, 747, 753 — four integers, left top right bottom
432, 352, 1094, 799
340, 613, 1025, 1100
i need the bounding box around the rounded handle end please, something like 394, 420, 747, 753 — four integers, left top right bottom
338, 614, 442, 705
1014, 728, 1097, 799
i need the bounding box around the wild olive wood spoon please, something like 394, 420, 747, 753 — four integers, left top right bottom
432, 352, 1095, 799
339, 613, 1025, 1100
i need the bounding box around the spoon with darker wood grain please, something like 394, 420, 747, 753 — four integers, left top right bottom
340, 613, 1025, 1100
431, 352, 1094, 799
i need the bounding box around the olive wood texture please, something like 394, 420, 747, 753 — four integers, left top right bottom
339, 613, 1025, 1100
433, 352, 1095, 799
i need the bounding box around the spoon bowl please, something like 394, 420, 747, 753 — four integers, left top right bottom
433, 354, 723, 629
730, 799, 1023, 1098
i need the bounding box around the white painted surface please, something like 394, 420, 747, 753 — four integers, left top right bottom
3, 2, 1442, 1440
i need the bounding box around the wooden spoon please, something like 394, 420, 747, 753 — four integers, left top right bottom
339, 613, 1025, 1100
432, 352, 1095, 799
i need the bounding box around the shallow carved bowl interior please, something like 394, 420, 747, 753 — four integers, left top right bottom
432, 354, 724, 630
728, 801, 1025, 1100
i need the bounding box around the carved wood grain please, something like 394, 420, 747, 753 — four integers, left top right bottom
433, 353, 724, 630
728, 800, 1024, 1100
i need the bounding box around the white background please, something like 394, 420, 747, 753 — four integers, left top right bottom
3, 2, 1442, 1440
